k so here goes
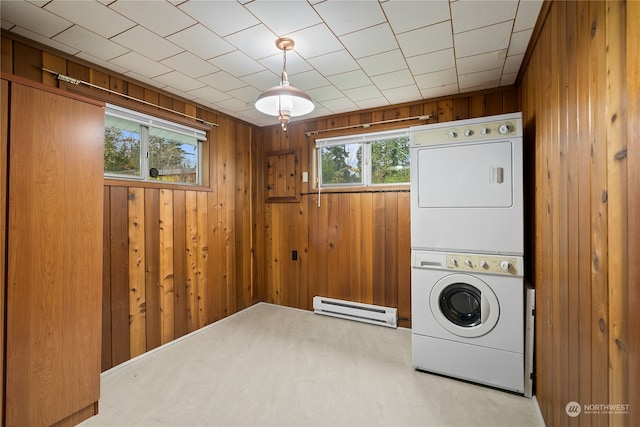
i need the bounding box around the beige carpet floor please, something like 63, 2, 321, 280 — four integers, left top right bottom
79, 303, 542, 427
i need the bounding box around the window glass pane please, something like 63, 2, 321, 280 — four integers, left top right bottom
370, 136, 410, 184
148, 127, 198, 184
321, 143, 362, 185
104, 116, 141, 177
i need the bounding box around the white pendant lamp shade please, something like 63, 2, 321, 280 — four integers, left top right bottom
255, 38, 314, 130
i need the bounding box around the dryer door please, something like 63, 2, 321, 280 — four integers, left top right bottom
429, 274, 499, 338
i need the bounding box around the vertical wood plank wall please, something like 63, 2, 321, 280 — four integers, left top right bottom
1, 35, 257, 371
520, 1, 637, 425
254, 90, 519, 328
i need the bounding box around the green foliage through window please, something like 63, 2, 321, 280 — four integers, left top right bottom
317, 130, 410, 187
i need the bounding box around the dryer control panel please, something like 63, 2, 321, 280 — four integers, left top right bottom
446, 253, 522, 276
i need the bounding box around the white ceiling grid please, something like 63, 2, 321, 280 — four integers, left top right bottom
0, 0, 543, 127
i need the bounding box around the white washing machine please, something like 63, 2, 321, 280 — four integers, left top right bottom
410, 113, 523, 255
411, 250, 525, 394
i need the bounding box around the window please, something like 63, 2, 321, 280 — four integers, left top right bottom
316, 129, 410, 187
104, 104, 206, 185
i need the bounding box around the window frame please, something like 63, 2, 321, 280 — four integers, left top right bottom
316, 128, 410, 189
104, 103, 206, 186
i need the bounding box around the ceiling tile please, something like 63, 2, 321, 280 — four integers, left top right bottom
244, 1, 322, 35
307, 50, 360, 77
456, 49, 507, 74
420, 83, 459, 99
355, 97, 390, 110
327, 70, 372, 91
414, 68, 459, 90
44, 0, 134, 38
344, 85, 383, 102
508, 29, 533, 56
161, 51, 219, 79
198, 71, 247, 91
306, 85, 344, 102
207, 50, 265, 77
339, 23, 398, 59
153, 71, 206, 92
259, 50, 313, 76
75, 51, 127, 75
458, 68, 502, 90
123, 70, 169, 89
108, 0, 195, 37
241, 70, 280, 92
358, 50, 407, 77
0, 0, 71, 37
227, 85, 260, 104
514, 0, 544, 32
110, 51, 173, 78
291, 70, 331, 91
112, 26, 182, 61
178, 1, 259, 37
382, 0, 451, 34
188, 86, 232, 104
313, 0, 385, 36
451, 0, 518, 34
397, 21, 453, 57
224, 24, 278, 60
406, 48, 455, 75
320, 97, 358, 113
371, 69, 415, 90
285, 24, 343, 59
53, 26, 129, 61
382, 84, 421, 104
454, 20, 513, 58
501, 72, 517, 85
503, 53, 524, 74
167, 25, 235, 60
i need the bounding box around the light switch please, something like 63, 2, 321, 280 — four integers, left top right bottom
302, 171, 308, 182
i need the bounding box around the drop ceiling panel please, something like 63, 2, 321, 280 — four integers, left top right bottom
1, 0, 544, 127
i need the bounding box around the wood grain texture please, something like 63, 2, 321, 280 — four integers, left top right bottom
5, 81, 103, 426
0, 78, 7, 425
128, 188, 147, 358
519, 1, 634, 425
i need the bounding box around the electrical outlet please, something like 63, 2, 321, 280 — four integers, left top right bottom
292, 250, 298, 261
302, 171, 308, 182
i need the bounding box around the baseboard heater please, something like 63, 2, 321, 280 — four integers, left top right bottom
313, 296, 397, 328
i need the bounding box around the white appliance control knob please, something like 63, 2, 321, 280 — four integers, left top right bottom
464, 259, 473, 267
464, 129, 473, 137
479, 260, 488, 269
498, 123, 513, 134
480, 127, 489, 135
500, 260, 512, 272
451, 259, 458, 267
448, 131, 457, 139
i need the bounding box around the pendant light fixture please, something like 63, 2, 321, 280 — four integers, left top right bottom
255, 38, 314, 131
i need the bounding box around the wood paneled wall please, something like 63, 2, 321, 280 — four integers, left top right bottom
254, 89, 519, 327
2, 34, 257, 371
520, 1, 637, 425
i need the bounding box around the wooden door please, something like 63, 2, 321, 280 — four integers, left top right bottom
1, 77, 8, 426
5, 81, 104, 426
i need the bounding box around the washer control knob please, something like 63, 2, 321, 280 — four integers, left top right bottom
448, 131, 457, 139
480, 127, 489, 135
498, 123, 513, 134
479, 260, 488, 269
450, 258, 458, 267
464, 259, 473, 267
500, 260, 512, 272
464, 129, 473, 137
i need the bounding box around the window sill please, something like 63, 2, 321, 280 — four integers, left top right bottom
103, 178, 213, 192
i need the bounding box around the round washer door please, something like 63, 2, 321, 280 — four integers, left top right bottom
429, 273, 500, 338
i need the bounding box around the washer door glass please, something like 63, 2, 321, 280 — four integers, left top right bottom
429, 274, 500, 338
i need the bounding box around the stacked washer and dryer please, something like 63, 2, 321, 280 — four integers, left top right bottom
409, 112, 533, 396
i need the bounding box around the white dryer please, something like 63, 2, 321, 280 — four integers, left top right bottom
410, 113, 523, 255
411, 250, 525, 393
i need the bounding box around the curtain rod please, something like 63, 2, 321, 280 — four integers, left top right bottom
304, 114, 431, 137
41, 67, 218, 128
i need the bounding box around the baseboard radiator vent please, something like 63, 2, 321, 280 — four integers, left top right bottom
313, 296, 397, 328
